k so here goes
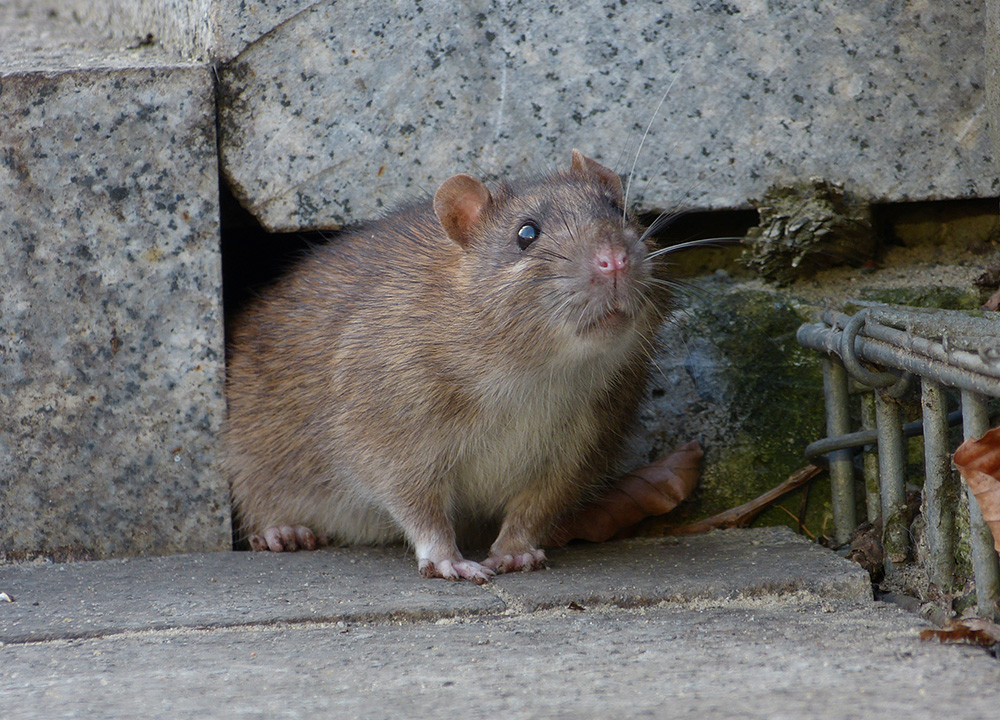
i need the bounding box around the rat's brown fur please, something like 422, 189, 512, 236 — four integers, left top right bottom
223, 151, 667, 583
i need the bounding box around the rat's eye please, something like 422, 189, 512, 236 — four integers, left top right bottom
517, 221, 539, 251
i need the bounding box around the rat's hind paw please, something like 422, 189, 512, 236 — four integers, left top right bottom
482, 548, 547, 574
419, 557, 495, 585
250, 525, 325, 552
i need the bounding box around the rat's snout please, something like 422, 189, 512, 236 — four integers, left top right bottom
594, 245, 630, 282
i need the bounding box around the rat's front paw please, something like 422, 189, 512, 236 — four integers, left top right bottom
418, 557, 495, 585
249, 525, 326, 552
482, 548, 547, 574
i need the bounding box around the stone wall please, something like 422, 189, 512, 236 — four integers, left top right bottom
1, 3, 230, 561
216, 0, 995, 232
1, 0, 996, 561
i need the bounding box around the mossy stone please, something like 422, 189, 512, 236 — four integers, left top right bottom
642, 286, 830, 538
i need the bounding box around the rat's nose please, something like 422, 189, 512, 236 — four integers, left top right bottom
594, 246, 629, 279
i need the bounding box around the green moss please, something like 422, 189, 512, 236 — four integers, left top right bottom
659, 287, 831, 537
858, 286, 981, 310
742, 178, 877, 285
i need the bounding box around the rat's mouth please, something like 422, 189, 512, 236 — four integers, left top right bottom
578, 307, 632, 336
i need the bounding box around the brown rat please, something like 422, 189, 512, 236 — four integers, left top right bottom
222, 150, 670, 583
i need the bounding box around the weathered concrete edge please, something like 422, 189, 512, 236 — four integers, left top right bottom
0, 530, 874, 645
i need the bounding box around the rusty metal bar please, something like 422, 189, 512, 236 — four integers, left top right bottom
859, 392, 881, 524
822, 357, 857, 545
920, 378, 955, 590
961, 391, 1000, 617
798, 320, 1000, 398
874, 389, 908, 572
800, 304, 1000, 613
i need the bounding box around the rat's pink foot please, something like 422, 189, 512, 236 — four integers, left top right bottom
249, 525, 325, 552
482, 548, 547, 574
418, 557, 495, 585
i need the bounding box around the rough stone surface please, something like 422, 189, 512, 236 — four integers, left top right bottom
18, 604, 1000, 720
988, 0, 1000, 163
618, 280, 829, 532
218, 0, 997, 232
0, 546, 501, 643
0, 65, 230, 561
1, 539, 999, 720
0, 528, 865, 644
5, 603, 996, 720
70, 0, 313, 63
0, 1, 194, 71
497, 528, 872, 609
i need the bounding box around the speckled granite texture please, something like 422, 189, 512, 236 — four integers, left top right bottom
218, 0, 997, 232
987, 0, 1000, 161
4, 0, 316, 64
72, 0, 313, 63
0, 66, 231, 561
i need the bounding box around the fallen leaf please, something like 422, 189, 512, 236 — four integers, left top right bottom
920, 617, 1000, 648
982, 288, 1000, 312
545, 440, 703, 546
953, 427, 1000, 553
846, 519, 884, 580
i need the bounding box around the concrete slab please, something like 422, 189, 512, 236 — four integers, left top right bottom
4, 528, 995, 719
0, 528, 865, 644
496, 528, 872, 610
218, 0, 996, 232
0, 64, 229, 561
0, 546, 502, 644
2, 601, 998, 719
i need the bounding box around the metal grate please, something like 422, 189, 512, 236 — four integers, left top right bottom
797, 302, 1000, 617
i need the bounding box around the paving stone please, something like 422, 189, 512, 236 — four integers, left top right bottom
0, 528, 865, 644
218, 0, 996, 232
0, 64, 229, 562
0, 546, 501, 643
4, 602, 1000, 720
495, 528, 872, 610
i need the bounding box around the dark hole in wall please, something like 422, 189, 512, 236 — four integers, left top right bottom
219, 181, 335, 346
873, 196, 1000, 251
638, 207, 759, 278
219, 180, 1000, 343
219, 187, 761, 338
641, 197, 1000, 282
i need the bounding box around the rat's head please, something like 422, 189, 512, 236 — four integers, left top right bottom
433, 150, 662, 362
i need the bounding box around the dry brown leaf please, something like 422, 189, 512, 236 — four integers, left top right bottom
545, 440, 702, 546
845, 519, 884, 580
982, 288, 1000, 312
953, 427, 1000, 554
920, 618, 1000, 647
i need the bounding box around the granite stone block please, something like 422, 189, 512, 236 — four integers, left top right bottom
218, 0, 997, 232
987, 0, 1000, 164
68, 0, 312, 64
0, 65, 230, 561
0, 1, 194, 72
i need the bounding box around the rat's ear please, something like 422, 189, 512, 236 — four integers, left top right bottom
434, 174, 492, 248
570, 149, 625, 209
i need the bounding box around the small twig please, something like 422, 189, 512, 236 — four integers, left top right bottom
772, 503, 817, 540
797, 481, 811, 532
665, 464, 824, 535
